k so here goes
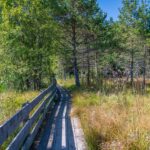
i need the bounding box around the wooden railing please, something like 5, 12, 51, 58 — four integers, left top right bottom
0, 79, 58, 150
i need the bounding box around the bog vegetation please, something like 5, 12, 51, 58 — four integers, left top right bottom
0, 0, 150, 149
59, 78, 150, 150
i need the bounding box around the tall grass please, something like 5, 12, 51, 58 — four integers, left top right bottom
59, 78, 150, 150
0, 91, 39, 125
0, 90, 39, 149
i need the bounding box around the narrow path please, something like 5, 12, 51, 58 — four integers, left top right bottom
32, 88, 87, 150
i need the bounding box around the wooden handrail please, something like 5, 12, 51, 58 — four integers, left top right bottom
0, 79, 58, 150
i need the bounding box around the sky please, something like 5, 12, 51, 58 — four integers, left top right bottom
97, 0, 122, 21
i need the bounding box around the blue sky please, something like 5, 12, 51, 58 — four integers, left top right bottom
97, 0, 122, 20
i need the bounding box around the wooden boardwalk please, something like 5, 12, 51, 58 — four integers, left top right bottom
32, 88, 87, 150
0, 81, 87, 150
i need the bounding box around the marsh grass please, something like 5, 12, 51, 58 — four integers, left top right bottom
59, 78, 150, 150
0, 90, 39, 149
0, 91, 39, 125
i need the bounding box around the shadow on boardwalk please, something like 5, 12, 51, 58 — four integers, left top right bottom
32, 88, 76, 150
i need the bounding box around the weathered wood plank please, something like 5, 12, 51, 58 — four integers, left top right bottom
29, 83, 55, 111
7, 88, 57, 150
35, 88, 86, 150
22, 90, 57, 150
22, 115, 45, 150
0, 104, 30, 145
71, 117, 87, 150
0, 80, 56, 146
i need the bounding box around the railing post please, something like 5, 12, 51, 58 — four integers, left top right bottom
56, 87, 61, 101
22, 102, 30, 124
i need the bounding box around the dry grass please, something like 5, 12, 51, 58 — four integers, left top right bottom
59, 79, 150, 150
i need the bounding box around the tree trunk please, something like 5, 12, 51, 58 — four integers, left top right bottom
142, 45, 146, 92
38, 73, 42, 90
130, 49, 134, 88
95, 52, 99, 84
87, 56, 90, 86
86, 39, 90, 86
33, 78, 37, 90
72, 18, 80, 87
33, 70, 38, 90
26, 78, 31, 89
63, 67, 66, 80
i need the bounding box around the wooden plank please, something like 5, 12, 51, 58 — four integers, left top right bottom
71, 117, 87, 150
22, 115, 45, 150
29, 84, 55, 111
31, 88, 87, 150
22, 90, 57, 150
46, 90, 57, 111
0, 104, 30, 145
0, 81, 56, 145
36, 100, 61, 150
67, 118, 76, 150
7, 88, 57, 150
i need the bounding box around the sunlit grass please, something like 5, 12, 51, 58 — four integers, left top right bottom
0, 91, 39, 125
59, 78, 150, 150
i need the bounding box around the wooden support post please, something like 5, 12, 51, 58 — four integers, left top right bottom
22, 102, 30, 124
